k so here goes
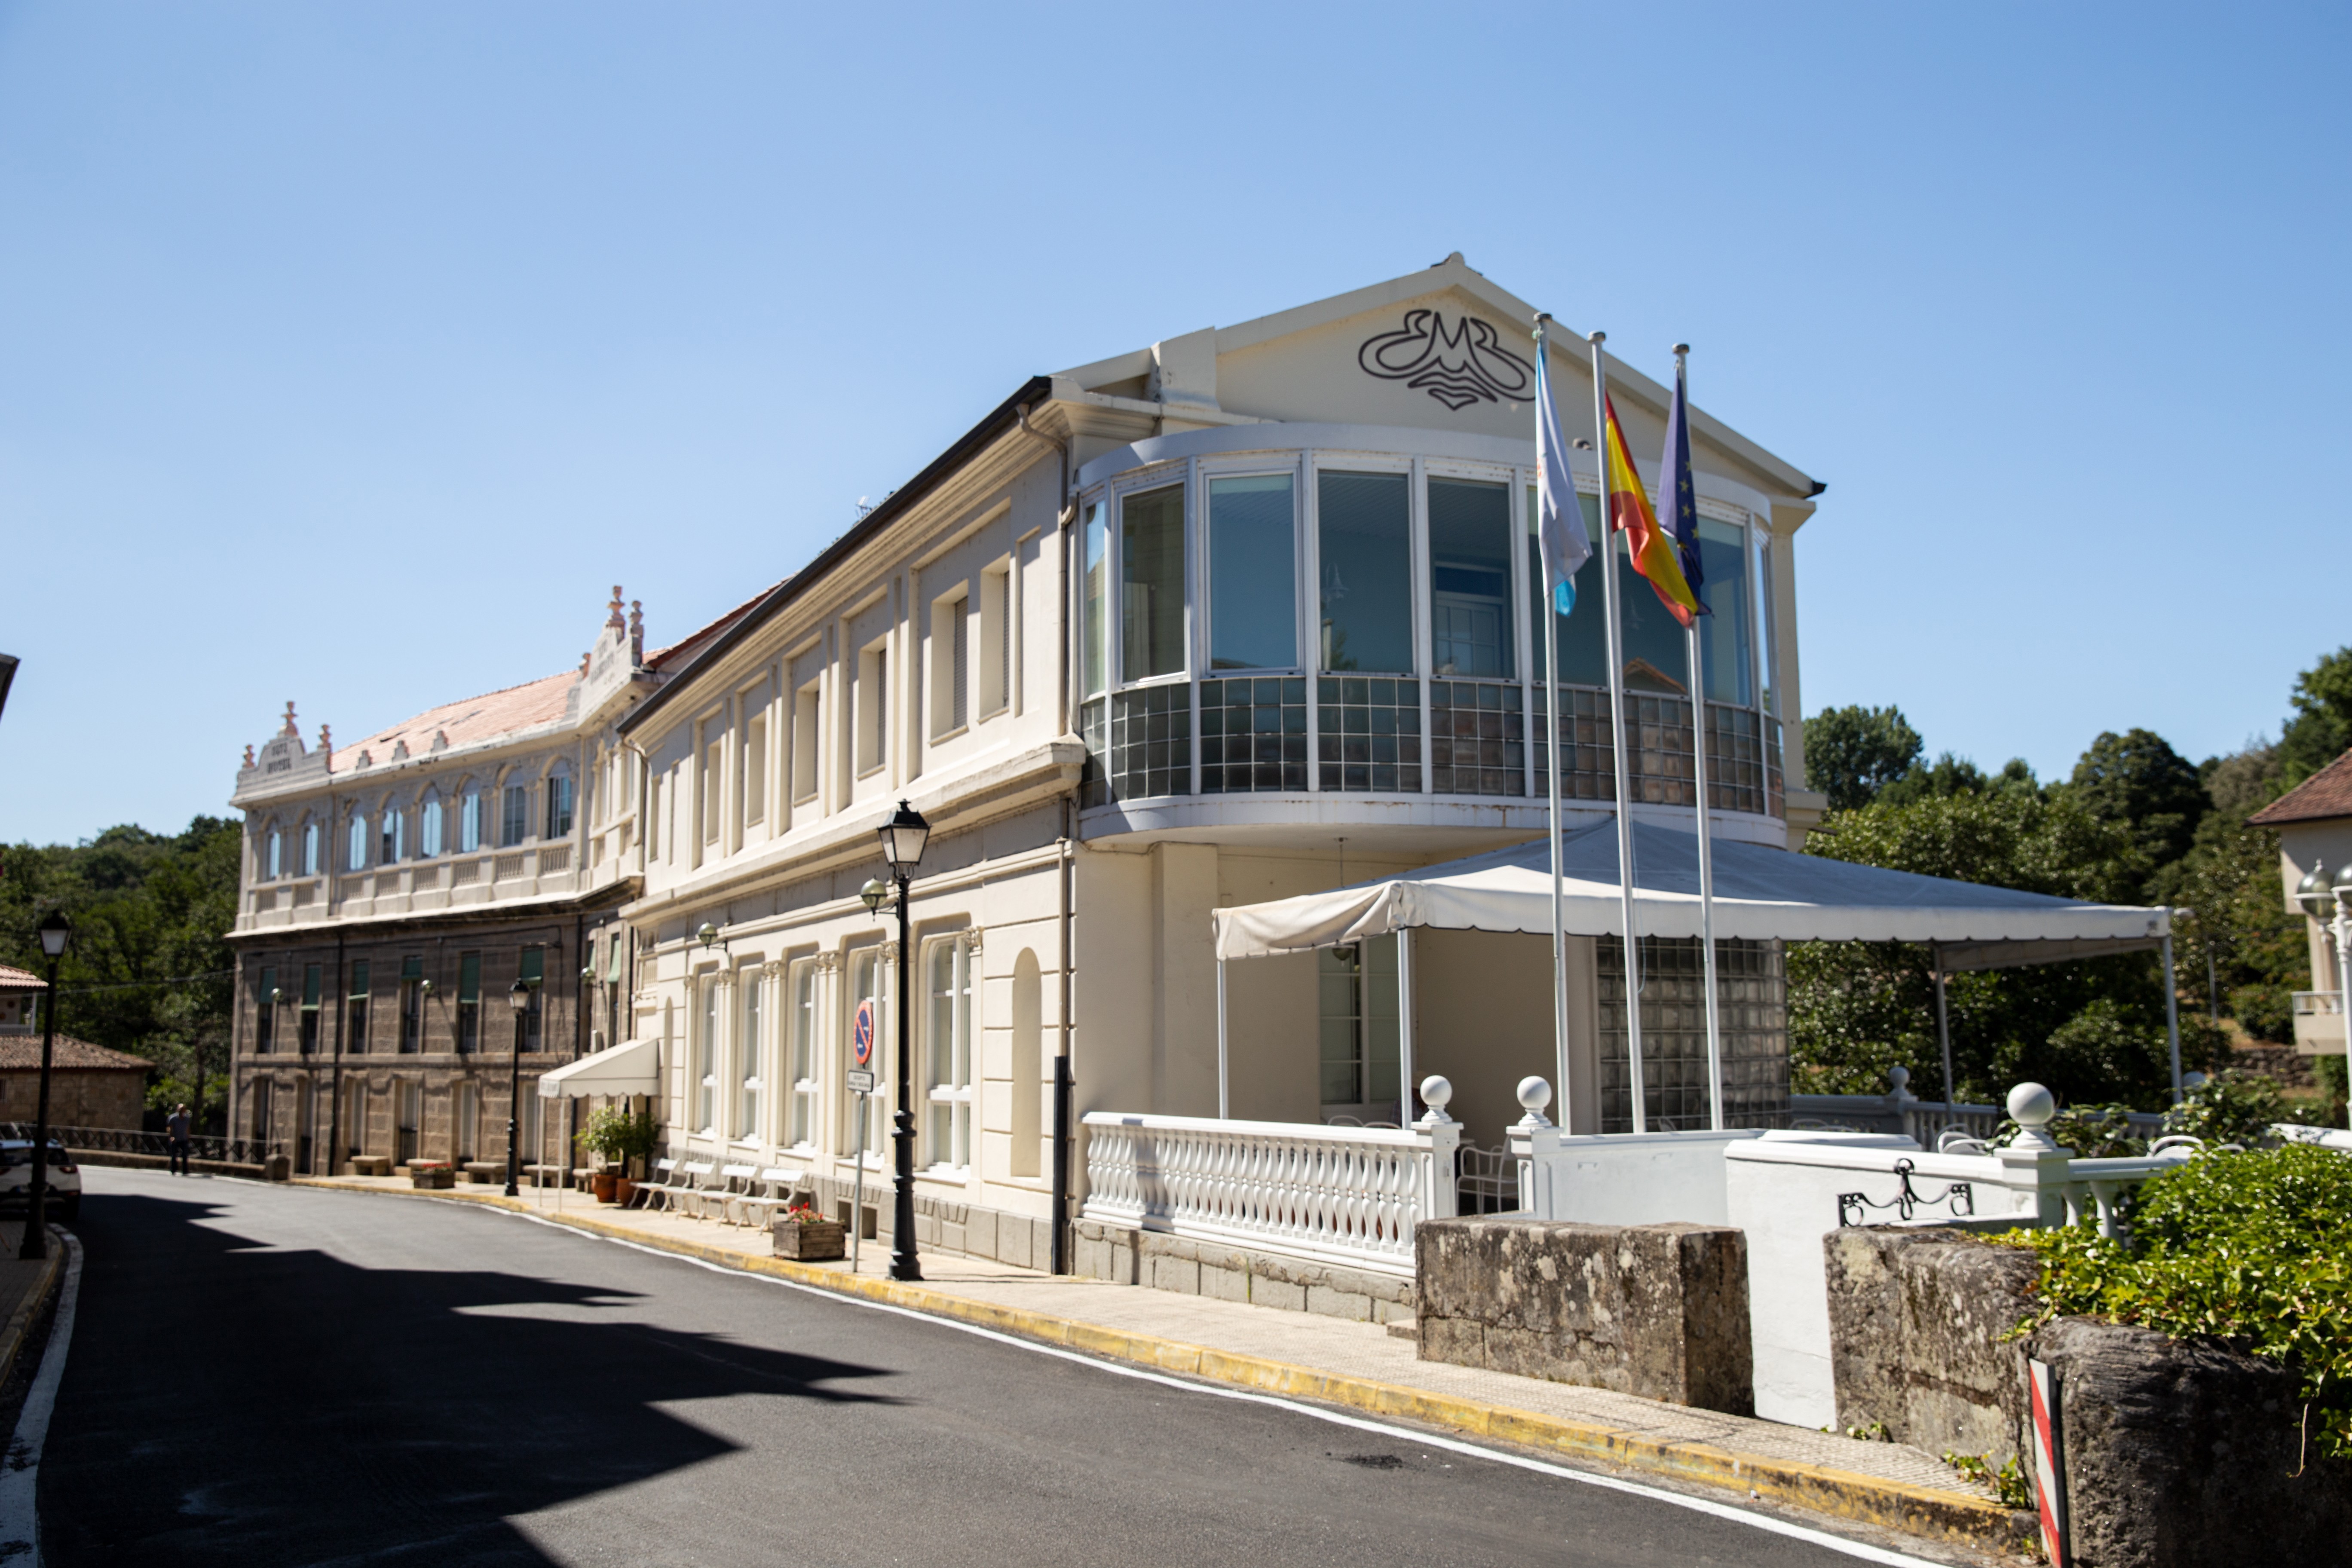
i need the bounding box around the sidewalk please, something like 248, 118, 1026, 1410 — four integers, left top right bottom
295, 1176, 2020, 1554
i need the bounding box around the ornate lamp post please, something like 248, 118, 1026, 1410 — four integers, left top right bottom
504, 977, 532, 1195
2296, 861, 2352, 1132
20, 912, 70, 1261
875, 800, 931, 1282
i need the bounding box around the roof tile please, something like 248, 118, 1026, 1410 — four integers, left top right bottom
2249, 750, 2352, 827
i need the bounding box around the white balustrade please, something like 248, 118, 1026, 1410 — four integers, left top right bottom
1081, 1082, 1461, 1278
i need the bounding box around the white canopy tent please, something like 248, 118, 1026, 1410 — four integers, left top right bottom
536, 1035, 660, 1099
1209, 820, 2180, 1123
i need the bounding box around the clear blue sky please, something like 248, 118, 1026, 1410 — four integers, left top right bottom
3, 3, 2345, 844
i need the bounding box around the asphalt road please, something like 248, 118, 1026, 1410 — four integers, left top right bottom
41, 1170, 1925, 1568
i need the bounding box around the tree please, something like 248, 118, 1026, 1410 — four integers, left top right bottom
2278, 645, 2352, 787
2065, 728, 2208, 900
1803, 704, 1923, 812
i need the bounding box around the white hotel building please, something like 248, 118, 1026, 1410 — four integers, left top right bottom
600, 255, 1827, 1268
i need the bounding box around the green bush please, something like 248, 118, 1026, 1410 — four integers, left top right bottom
2162, 1069, 2303, 1147
2017, 1145, 2352, 1459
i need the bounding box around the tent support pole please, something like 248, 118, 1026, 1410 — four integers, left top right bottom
1397, 928, 1415, 1127
2162, 934, 2183, 1105
1216, 957, 1229, 1120
1934, 949, 1954, 1114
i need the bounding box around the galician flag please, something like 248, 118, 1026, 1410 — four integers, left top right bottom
1534, 337, 1592, 616
1603, 393, 1703, 628
1661, 356, 1709, 612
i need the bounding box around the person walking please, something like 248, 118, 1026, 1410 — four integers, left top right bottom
166, 1102, 192, 1176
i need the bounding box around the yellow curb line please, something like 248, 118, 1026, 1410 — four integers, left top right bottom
292, 1178, 2018, 1548
0, 1235, 65, 1392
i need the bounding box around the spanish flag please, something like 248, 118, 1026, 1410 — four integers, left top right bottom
1603, 393, 1703, 628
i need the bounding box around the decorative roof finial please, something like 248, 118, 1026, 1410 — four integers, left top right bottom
242, 743, 255, 769
281, 701, 299, 736
319, 723, 331, 753
580, 650, 591, 676
628, 600, 644, 662
606, 585, 626, 630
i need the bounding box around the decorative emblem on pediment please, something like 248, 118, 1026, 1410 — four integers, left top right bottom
1356, 309, 1533, 411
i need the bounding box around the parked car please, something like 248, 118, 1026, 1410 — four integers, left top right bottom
0, 1141, 80, 1223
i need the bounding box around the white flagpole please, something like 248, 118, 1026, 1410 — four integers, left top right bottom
1675, 346, 1726, 1133
1590, 331, 1646, 1134
1534, 315, 1570, 1121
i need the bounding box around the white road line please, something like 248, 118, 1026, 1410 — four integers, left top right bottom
476, 1204, 1959, 1568
0, 1231, 84, 1568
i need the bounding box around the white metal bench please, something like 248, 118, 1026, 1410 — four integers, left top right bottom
731, 1166, 807, 1228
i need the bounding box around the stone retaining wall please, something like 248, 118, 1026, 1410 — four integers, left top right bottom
1826, 1225, 2352, 1568
1416, 1217, 1752, 1413
1070, 1219, 1414, 1322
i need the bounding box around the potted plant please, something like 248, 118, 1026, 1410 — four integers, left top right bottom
410, 1161, 455, 1191
772, 1197, 845, 1261
576, 1107, 658, 1204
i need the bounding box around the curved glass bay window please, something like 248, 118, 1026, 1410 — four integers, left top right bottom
1075, 429, 1782, 819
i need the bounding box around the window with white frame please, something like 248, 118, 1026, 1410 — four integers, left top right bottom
701, 731, 723, 845
787, 958, 819, 1148
930, 589, 969, 738
845, 947, 885, 1159
1209, 473, 1297, 671
858, 644, 888, 775
743, 712, 767, 829
501, 780, 529, 847
545, 763, 574, 839
696, 978, 720, 1133
1121, 484, 1185, 680
1317, 935, 1402, 1121
420, 792, 444, 858
460, 787, 484, 854
738, 969, 763, 1139
924, 934, 974, 1170
792, 683, 821, 804
981, 560, 1013, 716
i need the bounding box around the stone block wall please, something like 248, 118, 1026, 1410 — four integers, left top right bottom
1071, 1219, 1415, 1323
1415, 1216, 1752, 1413
1826, 1224, 2352, 1568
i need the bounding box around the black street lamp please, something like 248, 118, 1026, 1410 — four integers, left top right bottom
505, 977, 532, 1196
876, 799, 931, 1282
21, 911, 70, 1261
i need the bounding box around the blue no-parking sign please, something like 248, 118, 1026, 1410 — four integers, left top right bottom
852, 998, 876, 1068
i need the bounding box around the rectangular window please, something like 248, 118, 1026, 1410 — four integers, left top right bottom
1317, 936, 1400, 1118
453, 1082, 478, 1164
792, 684, 821, 803
743, 714, 767, 827
396, 1081, 421, 1164
931, 591, 970, 738
981, 563, 1012, 716
346, 959, 370, 1055
256, 965, 277, 1053
501, 784, 529, 847
421, 797, 444, 858
845, 948, 885, 1158
739, 973, 763, 1139
1318, 471, 1413, 674
1427, 477, 1514, 679
521, 946, 544, 1049
400, 956, 424, 1052
858, 646, 888, 775
787, 958, 818, 1148
348, 815, 368, 872
697, 979, 719, 1133
1528, 488, 1610, 688
1210, 474, 1297, 671
545, 772, 574, 839
1693, 516, 1754, 706
456, 951, 481, 1054
1121, 483, 1185, 681
952, 597, 968, 731
647, 772, 664, 860
925, 937, 974, 1170
303, 821, 321, 876
1081, 500, 1109, 697
702, 737, 723, 845
299, 963, 322, 1053
265, 829, 282, 880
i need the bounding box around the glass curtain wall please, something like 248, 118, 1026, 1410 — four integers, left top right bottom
1209, 475, 1296, 671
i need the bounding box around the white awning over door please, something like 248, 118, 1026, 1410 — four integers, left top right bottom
1210, 820, 2168, 964
535, 1035, 660, 1099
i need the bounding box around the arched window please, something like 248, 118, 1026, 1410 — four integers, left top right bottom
347, 813, 368, 872
459, 784, 483, 854
500, 775, 530, 847
301, 819, 321, 877
264, 824, 283, 880
544, 762, 574, 840
420, 791, 444, 858
380, 802, 404, 864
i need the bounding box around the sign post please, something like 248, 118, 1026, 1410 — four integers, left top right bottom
849, 998, 876, 1272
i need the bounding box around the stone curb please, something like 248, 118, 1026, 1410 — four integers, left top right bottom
0, 1232, 65, 1393
290, 1179, 2018, 1550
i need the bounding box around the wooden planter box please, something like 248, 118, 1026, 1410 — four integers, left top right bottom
772, 1217, 846, 1261
410, 1167, 455, 1190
